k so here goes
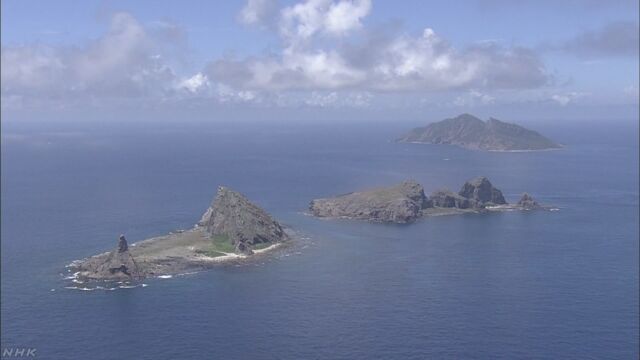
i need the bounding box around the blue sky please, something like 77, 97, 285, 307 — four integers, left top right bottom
1, 0, 638, 122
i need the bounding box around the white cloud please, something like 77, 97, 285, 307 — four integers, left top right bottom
551, 92, 587, 106
1, 12, 179, 102
216, 84, 260, 103
303, 90, 371, 107
210, 25, 548, 92
0, 2, 560, 111
212, 1, 547, 94
1, 46, 66, 92
452, 89, 495, 107
324, 0, 372, 35
238, 0, 278, 27
305, 91, 339, 106
279, 0, 371, 43
73, 13, 148, 83
178, 73, 210, 93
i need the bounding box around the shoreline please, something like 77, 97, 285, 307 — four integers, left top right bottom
196, 242, 283, 262
307, 204, 556, 223
66, 227, 291, 284
399, 140, 564, 152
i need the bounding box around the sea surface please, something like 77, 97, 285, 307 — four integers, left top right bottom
1, 118, 638, 359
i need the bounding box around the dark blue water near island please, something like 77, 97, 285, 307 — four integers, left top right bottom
1, 118, 638, 359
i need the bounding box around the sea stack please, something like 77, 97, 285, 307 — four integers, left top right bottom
199, 186, 288, 254
517, 193, 542, 210
118, 234, 128, 252
76, 234, 144, 281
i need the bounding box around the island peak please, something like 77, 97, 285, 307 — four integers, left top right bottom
458, 176, 507, 206
397, 113, 561, 151
200, 186, 288, 254
71, 186, 289, 282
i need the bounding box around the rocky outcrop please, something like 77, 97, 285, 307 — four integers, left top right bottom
429, 189, 477, 209
309, 180, 429, 223
397, 113, 561, 151
199, 186, 288, 254
517, 193, 542, 209
458, 177, 506, 206
428, 177, 506, 210
75, 235, 145, 281
117, 234, 128, 252
309, 177, 544, 223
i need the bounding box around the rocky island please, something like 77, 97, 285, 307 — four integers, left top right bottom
309, 180, 429, 223
397, 113, 561, 151
310, 177, 547, 223
70, 186, 290, 282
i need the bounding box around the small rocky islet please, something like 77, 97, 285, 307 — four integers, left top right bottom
309, 177, 547, 223
70, 186, 290, 282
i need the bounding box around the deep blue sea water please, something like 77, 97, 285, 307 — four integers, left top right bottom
1, 118, 638, 359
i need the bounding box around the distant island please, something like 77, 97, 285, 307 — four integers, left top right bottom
397, 113, 561, 151
309, 177, 548, 223
70, 186, 290, 282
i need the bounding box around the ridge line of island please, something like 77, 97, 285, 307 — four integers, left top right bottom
396, 113, 562, 151
69, 176, 552, 284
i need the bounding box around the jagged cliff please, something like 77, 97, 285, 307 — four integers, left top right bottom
198, 186, 288, 254
309, 180, 429, 223
310, 177, 545, 223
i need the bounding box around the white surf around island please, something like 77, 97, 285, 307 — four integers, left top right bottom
61, 230, 290, 291
196, 242, 283, 262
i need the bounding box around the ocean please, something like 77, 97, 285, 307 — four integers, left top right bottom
1, 118, 638, 359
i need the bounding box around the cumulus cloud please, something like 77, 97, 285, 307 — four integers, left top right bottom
208, 0, 548, 94
364, 29, 547, 90
178, 72, 210, 93
208, 24, 548, 92
551, 91, 587, 106
559, 21, 639, 58
1, 12, 179, 103
208, 48, 366, 91
279, 0, 371, 43
1, 1, 553, 110
238, 0, 278, 28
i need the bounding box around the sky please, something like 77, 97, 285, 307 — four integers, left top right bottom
1, 0, 639, 123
